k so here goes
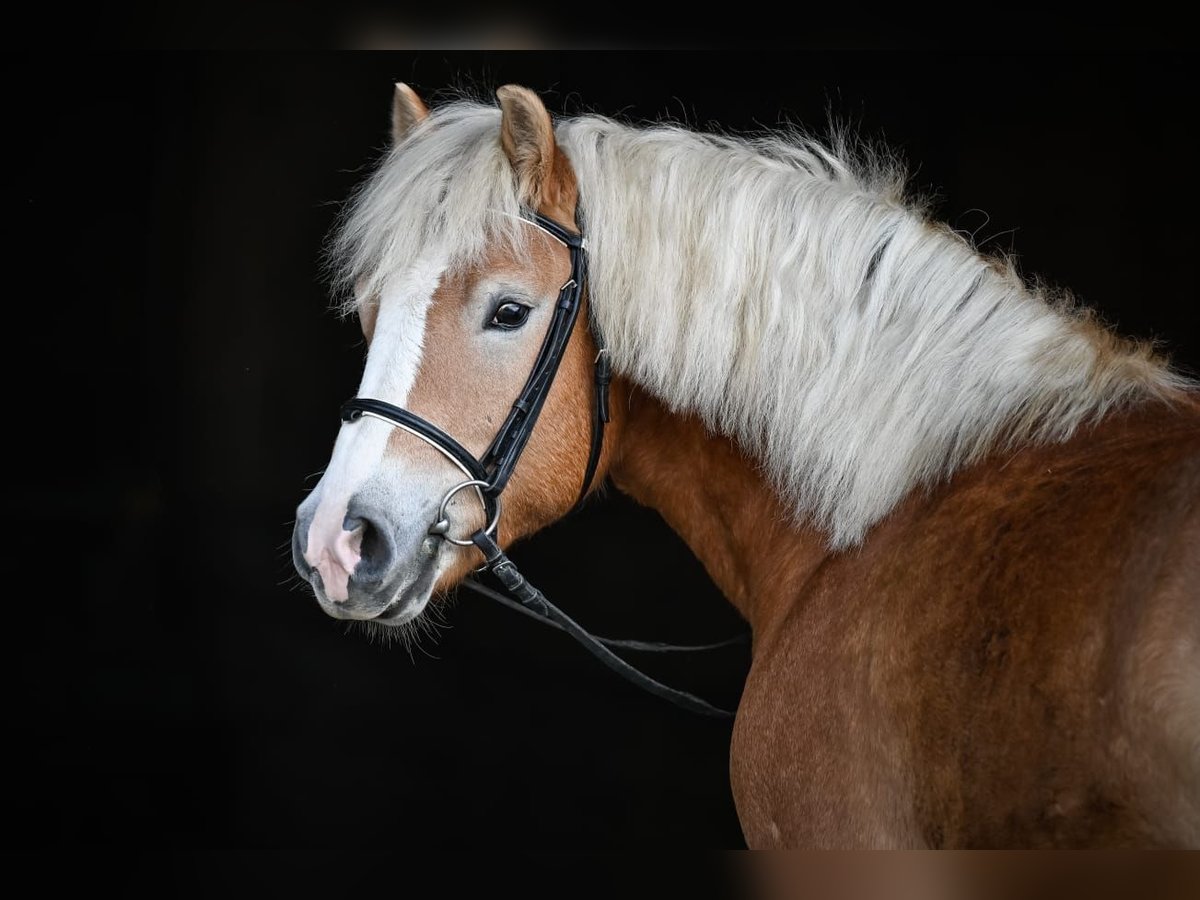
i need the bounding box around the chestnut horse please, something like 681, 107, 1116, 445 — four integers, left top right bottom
292, 84, 1200, 847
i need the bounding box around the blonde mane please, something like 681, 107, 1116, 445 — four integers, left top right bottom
332, 100, 1187, 547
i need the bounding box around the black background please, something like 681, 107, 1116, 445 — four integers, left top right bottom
14, 53, 1196, 848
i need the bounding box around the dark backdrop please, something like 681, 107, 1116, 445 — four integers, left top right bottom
14, 53, 1197, 848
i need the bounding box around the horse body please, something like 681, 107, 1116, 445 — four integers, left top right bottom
613, 386, 1200, 846
296, 84, 1200, 846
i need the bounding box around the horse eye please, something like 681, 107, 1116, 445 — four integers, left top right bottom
490, 301, 531, 330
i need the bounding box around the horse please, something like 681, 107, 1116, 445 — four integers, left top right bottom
291, 83, 1200, 847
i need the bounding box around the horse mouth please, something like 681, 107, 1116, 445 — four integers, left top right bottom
359, 558, 439, 626
304, 550, 439, 626
373, 597, 424, 623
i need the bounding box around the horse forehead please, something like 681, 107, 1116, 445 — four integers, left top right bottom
367, 231, 565, 355
372, 254, 447, 319
423, 231, 567, 304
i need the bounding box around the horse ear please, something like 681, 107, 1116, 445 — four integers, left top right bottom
496, 84, 556, 207
391, 82, 429, 145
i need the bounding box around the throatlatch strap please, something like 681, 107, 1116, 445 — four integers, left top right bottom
570, 337, 611, 514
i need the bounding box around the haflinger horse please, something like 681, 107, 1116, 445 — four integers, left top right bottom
293, 83, 1200, 847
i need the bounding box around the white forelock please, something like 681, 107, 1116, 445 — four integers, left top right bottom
332, 100, 1189, 547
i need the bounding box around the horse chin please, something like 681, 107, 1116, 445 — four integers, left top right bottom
363, 560, 440, 626
370, 596, 430, 627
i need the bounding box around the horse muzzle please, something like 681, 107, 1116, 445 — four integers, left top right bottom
292, 494, 443, 623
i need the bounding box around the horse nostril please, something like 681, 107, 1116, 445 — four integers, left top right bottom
360, 519, 378, 558
346, 512, 390, 582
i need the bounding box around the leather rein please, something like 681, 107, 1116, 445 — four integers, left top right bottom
340, 211, 739, 719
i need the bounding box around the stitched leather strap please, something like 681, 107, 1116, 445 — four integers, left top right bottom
340, 399, 489, 483
462, 577, 746, 653
570, 334, 611, 513
470, 532, 738, 719
479, 213, 588, 496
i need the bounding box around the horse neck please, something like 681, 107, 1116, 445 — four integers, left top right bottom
572, 126, 1184, 546
609, 383, 830, 638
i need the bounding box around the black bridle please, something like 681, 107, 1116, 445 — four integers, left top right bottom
339, 211, 739, 719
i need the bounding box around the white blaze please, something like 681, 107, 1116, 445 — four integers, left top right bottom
304, 256, 445, 601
